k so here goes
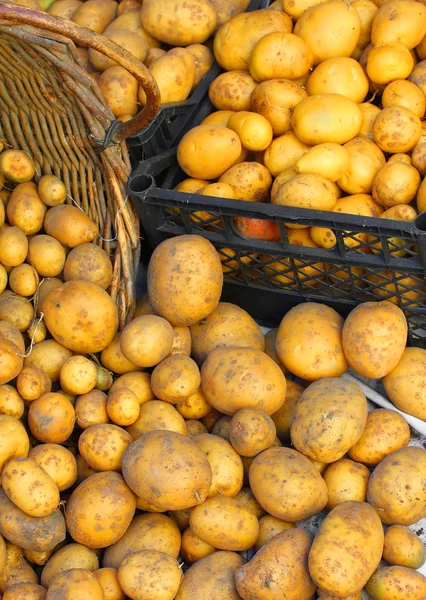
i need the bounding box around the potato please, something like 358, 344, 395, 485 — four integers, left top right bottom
127, 400, 186, 440
89, 29, 148, 72
229, 409, 276, 458
294, 1, 361, 65
44, 568, 104, 600
201, 111, 234, 127
208, 71, 258, 112
193, 433, 243, 498
117, 549, 182, 600
307, 57, 368, 102
29, 444, 77, 492
176, 390, 211, 420
348, 409, 410, 465
0, 384, 24, 418
151, 355, 200, 404
98, 66, 138, 117
0, 292, 34, 333
187, 44, 214, 91
24, 340, 68, 383
270, 380, 303, 442
0, 488, 66, 552
227, 112, 273, 152
36, 176, 65, 209
372, 159, 420, 208
43, 280, 118, 354
28, 235, 66, 278
9, 264, 38, 297
0, 149, 35, 183
383, 347, 426, 420
293, 94, 363, 145
382, 81, 425, 124
103, 512, 181, 569
66, 472, 136, 548
322, 458, 370, 510
100, 334, 139, 375
249, 447, 328, 521
189, 496, 258, 551
264, 132, 311, 177
236, 529, 316, 600
40, 544, 99, 588
295, 143, 350, 183
7, 182, 46, 235
262, 329, 288, 375
276, 303, 348, 380
374, 105, 422, 153
148, 236, 223, 327
106, 12, 159, 48
78, 424, 132, 472
201, 347, 286, 416
334, 194, 383, 225
44, 205, 98, 248
122, 430, 211, 510
0, 225, 28, 267
0, 324, 21, 358
141, 0, 216, 45
1, 543, 38, 593
145, 48, 166, 67
181, 527, 216, 564
63, 243, 113, 290
211, 417, 231, 441
94, 568, 125, 600
342, 301, 407, 378
139, 54, 192, 106
273, 172, 338, 212
219, 162, 272, 201
74, 390, 108, 429
351, 0, 378, 58
371, 0, 426, 48
59, 356, 97, 396
109, 372, 154, 405
382, 525, 425, 570
106, 388, 139, 426
72, 0, 117, 32
366, 566, 426, 600
119, 315, 173, 369
249, 32, 314, 82
28, 392, 75, 444
214, 10, 292, 71
17, 366, 51, 401
251, 79, 307, 137
367, 42, 414, 85
309, 501, 384, 597
175, 551, 243, 600
0, 338, 22, 389
254, 515, 295, 551
367, 446, 426, 525
209, 0, 250, 28
3, 583, 46, 600
359, 102, 381, 140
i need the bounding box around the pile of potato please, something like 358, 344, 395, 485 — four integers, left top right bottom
0, 225, 425, 600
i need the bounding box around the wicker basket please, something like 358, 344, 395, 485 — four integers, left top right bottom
0, 1, 160, 328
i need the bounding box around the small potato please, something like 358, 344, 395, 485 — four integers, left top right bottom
9, 264, 39, 297
29, 444, 77, 492
181, 528, 216, 564
94, 568, 125, 600
74, 390, 109, 429
219, 162, 272, 202
272, 173, 338, 211
44, 568, 104, 599
227, 112, 273, 152
23, 548, 53, 566
107, 388, 140, 426
72, 0, 117, 32
168, 509, 192, 532
151, 355, 200, 404
118, 550, 182, 600
0, 384, 24, 418
254, 515, 295, 551
7, 182, 46, 235
17, 366, 51, 401
249, 32, 314, 81
307, 57, 368, 103
349, 409, 410, 465
323, 458, 370, 509
190, 496, 259, 551
41, 544, 98, 588
382, 79, 426, 118
249, 447, 328, 521
28, 235, 66, 277
78, 424, 133, 471
359, 102, 381, 140
64, 243, 113, 289
3, 583, 46, 600
383, 525, 425, 569
37, 175, 66, 206
271, 379, 304, 441
101, 333, 140, 374
44, 205, 98, 248
383, 347, 426, 420
120, 315, 173, 368
176, 390, 211, 419
138, 54, 192, 106
169, 326, 191, 357
374, 105, 422, 153
367, 42, 414, 85
264, 131, 311, 177
108, 371, 154, 405
186, 419, 208, 436
372, 159, 420, 207
28, 392, 75, 444
371, 0, 426, 48
0, 292, 34, 333
366, 566, 426, 600
99, 66, 138, 118
194, 433, 243, 498
0, 149, 35, 183
211, 416, 232, 440
0, 225, 28, 267
178, 124, 242, 180
229, 408, 276, 457
208, 71, 258, 112
89, 29, 148, 72
186, 44, 214, 91
251, 79, 307, 137
60, 356, 97, 395
126, 400, 186, 438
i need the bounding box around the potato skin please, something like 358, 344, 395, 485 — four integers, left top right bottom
44, 205, 98, 248
100, 333, 140, 375
0, 415, 29, 475
28, 393, 75, 444
249, 447, 328, 522
254, 515, 295, 551
41, 544, 99, 588
93, 568, 124, 600
3, 583, 47, 600
78, 424, 133, 471
383, 525, 425, 569
126, 400, 187, 438
271, 380, 304, 441
118, 550, 182, 600
383, 347, 426, 420
151, 355, 200, 404
201, 347, 287, 416
367, 446, 426, 525
208, 71, 258, 112
229, 408, 276, 457
193, 433, 243, 497
0, 488, 66, 552
190, 496, 259, 551
44, 568, 104, 600
309, 501, 384, 597
64, 243, 113, 290
365, 566, 426, 600
235, 529, 316, 600
323, 459, 370, 509
103, 513, 181, 569
122, 430, 212, 511
65, 472, 136, 548
7, 182, 46, 236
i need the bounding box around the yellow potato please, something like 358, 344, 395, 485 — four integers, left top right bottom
208, 70, 258, 112
176, 390, 211, 419
44, 205, 98, 248
169, 326, 191, 357
351, 0, 378, 58
120, 315, 174, 368
201, 111, 234, 127
251, 79, 307, 136
75, 390, 109, 429
0, 149, 35, 183
249, 32, 314, 82
76, 454, 97, 484
219, 162, 272, 201
63, 243, 113, 289
3, 583, 46, 600
295, 143, 350, 182
254, 515, 295, 551
0, 226, 28, 267
28, 235, 66, 278
16, 366, 51, 401
283, 0, 328, 18
310, 226, 337, 248
0, 292, 34, 333
210, 415, 231, 440
229, 408, 276, 457
78, 423, 132, 472
141, 0, 217, 45
145, 48, 166, 67
271, 379, 303, 441
151, 355, 200, 404
28, 392, 75, 444
382, 79, 426, 118
372, 159, 420, 207
293, 94, 363, 145
60, 356, 97, 396
118, 549, 182, 600
383, 347, 426, 420
107, 388, 140, 426
358, 102, 381, 140
7, 182, 46, 236
89, 29, 148, 72
338, 136, 386, 194
213, 9, 292, 71
44, 568, 104, 599
98, 66, 138, 118
24, 339, 72, 382
108, 372, 154, 405
29, 443, 77, 492
234, 487, 265, 519
105, 12, 160, 48
0, 384, 24, 419
139, 54, 192, 106
371, 0, 426, 48
323, 458, 370, 509
227, 112, 273, 152
0, 543, 38, 594
264, 132, 311, 177
72, 0, 117, 32
272, 172, 338, 211
366, 565, 426, 600
294, 1, 361, 65
374, 105, 422, 153
94, 568, 125, 600
181, 527, 216, 565
36, 173, 66, 206
194, 432, 243, 497
100, 334, 139, 375
307, 57, 368, 103
9, 264, 38, 297
127, 400, 187, 439
187, 44, 214, 91
383, 525, 425, 569
367, 42, 414, 85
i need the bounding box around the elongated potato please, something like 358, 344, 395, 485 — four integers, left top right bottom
72, 0, 117, 33
0, 415, 29, 475
194, 433, 243, 497
29, 444, 77, 492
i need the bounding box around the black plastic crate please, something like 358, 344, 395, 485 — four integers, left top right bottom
129, 147, 426, 345
126, 0, 271, 164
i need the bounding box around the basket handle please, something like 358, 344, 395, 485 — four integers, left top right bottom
0, 2, 161, 147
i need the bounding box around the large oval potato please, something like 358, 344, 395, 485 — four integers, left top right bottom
367, 446, 426, 525
209, 71, 258, 112
0, 226, 28, 268
229, 409, 276, 458
309, 501, 384, 597
64, 243, 113, 289
139, 54, 192, 106
148, 235, 223, 327
219, 162, 272, 201
295, 142, 350, 182
371, 0, 426, 49
235, 529, 316, 600
127, 400, 187, 438
366, 566, 426, 600
118, 549, 182, 600
44, 205, 97, 248
373, 105, 422, 153
41, 543, 99, 588
291, 378, 368, 463
307, 57, 369, 102
78, 424, 133, 471
249, 447, 328, 521
338, 136, 387, 194
28, 236, 66, 278
383, 347, 426, 420
7, 182, 46, 235
65, 472, 136, 548
122, 430, 212, 511
201, 347, 286, 416
98, 66, 138, 118
103, 513, 181, 569
194, 433, 243, 497
0, 415, 29, 475
249, 32, 314, 81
